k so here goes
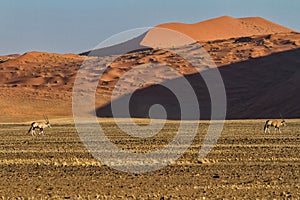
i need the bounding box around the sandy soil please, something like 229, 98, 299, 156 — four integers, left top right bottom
0, 119, 299, 199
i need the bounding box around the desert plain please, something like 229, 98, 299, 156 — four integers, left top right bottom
0, 119, 299, 199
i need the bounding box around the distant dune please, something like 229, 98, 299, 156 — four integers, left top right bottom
82, 16, 295, 55
0, 54, 20, 63
153, 16, 294, 41
0, 16, 299, 122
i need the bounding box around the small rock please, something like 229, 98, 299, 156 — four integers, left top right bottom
212, 174, 220, 178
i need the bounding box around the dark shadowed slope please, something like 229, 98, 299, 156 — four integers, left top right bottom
96, 48, 300, 119
80, 32, 150, 57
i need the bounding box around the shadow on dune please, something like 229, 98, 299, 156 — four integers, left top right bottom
80, 32, 151, 57
96, 74, 211, 120
96, 48, 300, 119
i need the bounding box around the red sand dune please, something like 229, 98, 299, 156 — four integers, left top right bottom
0, 16, 299, 122
84, 16, 295, 55
153, 16, 293, 41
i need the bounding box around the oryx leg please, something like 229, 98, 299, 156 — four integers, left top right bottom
32, 128, 36, 136
264, 125, 269, 133
39, 128, 44, 135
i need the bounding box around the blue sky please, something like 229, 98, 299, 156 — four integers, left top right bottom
1, 0, 299, 55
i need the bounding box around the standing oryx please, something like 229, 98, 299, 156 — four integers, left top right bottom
264, 119, 286, 133
28, 115, 51, 136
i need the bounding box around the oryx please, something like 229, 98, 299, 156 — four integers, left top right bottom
264, 114, 286, 133
28, 115, 51, 136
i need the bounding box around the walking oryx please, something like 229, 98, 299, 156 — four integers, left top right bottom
264, 119, 286, 133
28, 115, 51, 136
